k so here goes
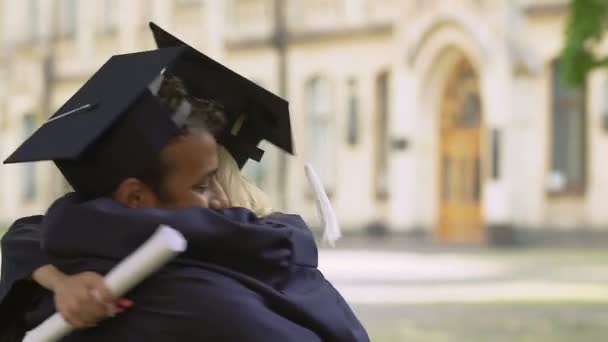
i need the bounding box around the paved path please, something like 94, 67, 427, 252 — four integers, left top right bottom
318, 249, 608, 305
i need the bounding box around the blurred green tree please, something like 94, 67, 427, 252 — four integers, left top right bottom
561, 0, 608, 86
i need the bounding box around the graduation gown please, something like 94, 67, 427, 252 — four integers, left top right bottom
0, 215, 56, 342
34, 193, 369, 341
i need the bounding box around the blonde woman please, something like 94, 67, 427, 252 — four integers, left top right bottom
215, 145, 274, 218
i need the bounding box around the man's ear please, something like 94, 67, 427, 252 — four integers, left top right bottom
112, 178, 158, 208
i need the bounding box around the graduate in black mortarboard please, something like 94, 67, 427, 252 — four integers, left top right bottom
0, 23, 369, 342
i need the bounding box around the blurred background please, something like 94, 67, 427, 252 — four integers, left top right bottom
1, 0, 608, 340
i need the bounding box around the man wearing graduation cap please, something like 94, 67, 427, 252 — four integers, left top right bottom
0, 24, 369, 341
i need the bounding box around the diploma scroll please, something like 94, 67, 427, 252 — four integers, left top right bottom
23, 225, 187, 342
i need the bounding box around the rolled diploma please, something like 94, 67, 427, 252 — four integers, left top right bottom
23, 225, 188, 342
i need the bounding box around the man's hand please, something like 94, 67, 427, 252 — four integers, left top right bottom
32, 265, 134, 328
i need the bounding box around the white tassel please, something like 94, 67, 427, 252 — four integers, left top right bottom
304, 164, 341, 247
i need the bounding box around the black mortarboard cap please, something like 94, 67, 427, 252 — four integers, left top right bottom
149, 22, 294, 168
3, 46, 194, 197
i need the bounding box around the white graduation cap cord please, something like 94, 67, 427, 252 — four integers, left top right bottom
44, 104, 93, 125
304, 164, 342, 247
44, 69, 170, 127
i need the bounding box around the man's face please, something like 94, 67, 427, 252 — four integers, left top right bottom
157, 131, 228, 209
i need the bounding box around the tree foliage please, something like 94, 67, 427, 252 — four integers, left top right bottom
561, 0, 608, 86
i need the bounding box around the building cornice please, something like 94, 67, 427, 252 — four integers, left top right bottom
226, 22, 393, 50
523, 2, 568, 16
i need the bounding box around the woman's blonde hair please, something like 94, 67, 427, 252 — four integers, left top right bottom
216, 146, 274, 217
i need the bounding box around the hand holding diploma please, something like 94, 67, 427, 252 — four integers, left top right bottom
23, 225, 187, 342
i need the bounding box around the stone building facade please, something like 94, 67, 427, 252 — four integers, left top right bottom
1, 0, 607, 243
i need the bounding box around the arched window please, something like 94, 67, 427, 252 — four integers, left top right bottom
306, 76, 335, 190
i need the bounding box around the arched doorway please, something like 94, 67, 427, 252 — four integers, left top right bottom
437, 57, 483, 242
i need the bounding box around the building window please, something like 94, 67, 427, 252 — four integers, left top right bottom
375, 71, 390, 199
30, 0, 40, 40
346, 78, 359, 146
142, 1, 154, 27
602, 79, 608, 131
306, 76, 335, 191
242, 79, 273, 191
175, 0, 201, 6
22, 114, 37, 201
99, 0, 118, 34
548, 60, 586, 194
243, 141, 273, 191
491, 129, 501, 180
59, 0, 78, 37
231, 0, 272, 33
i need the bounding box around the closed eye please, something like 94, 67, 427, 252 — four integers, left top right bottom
192, 168, 218, 193
193, 184, 210, 193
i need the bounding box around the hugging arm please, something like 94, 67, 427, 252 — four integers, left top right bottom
0, 216, 122, 335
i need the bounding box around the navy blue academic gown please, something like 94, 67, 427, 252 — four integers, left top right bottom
0, 215, 53, 342
1, 194, 369, 341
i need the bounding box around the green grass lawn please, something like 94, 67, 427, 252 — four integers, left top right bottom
349, 247, 608, 341
479, 247, 608, 264
358, 302, 608, 342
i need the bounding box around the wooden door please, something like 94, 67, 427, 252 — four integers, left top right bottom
437, 59, 483, 243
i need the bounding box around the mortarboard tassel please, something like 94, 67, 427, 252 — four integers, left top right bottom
304, 164, 342, 247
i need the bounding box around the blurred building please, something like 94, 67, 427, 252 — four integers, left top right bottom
1, 0, 607, 243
